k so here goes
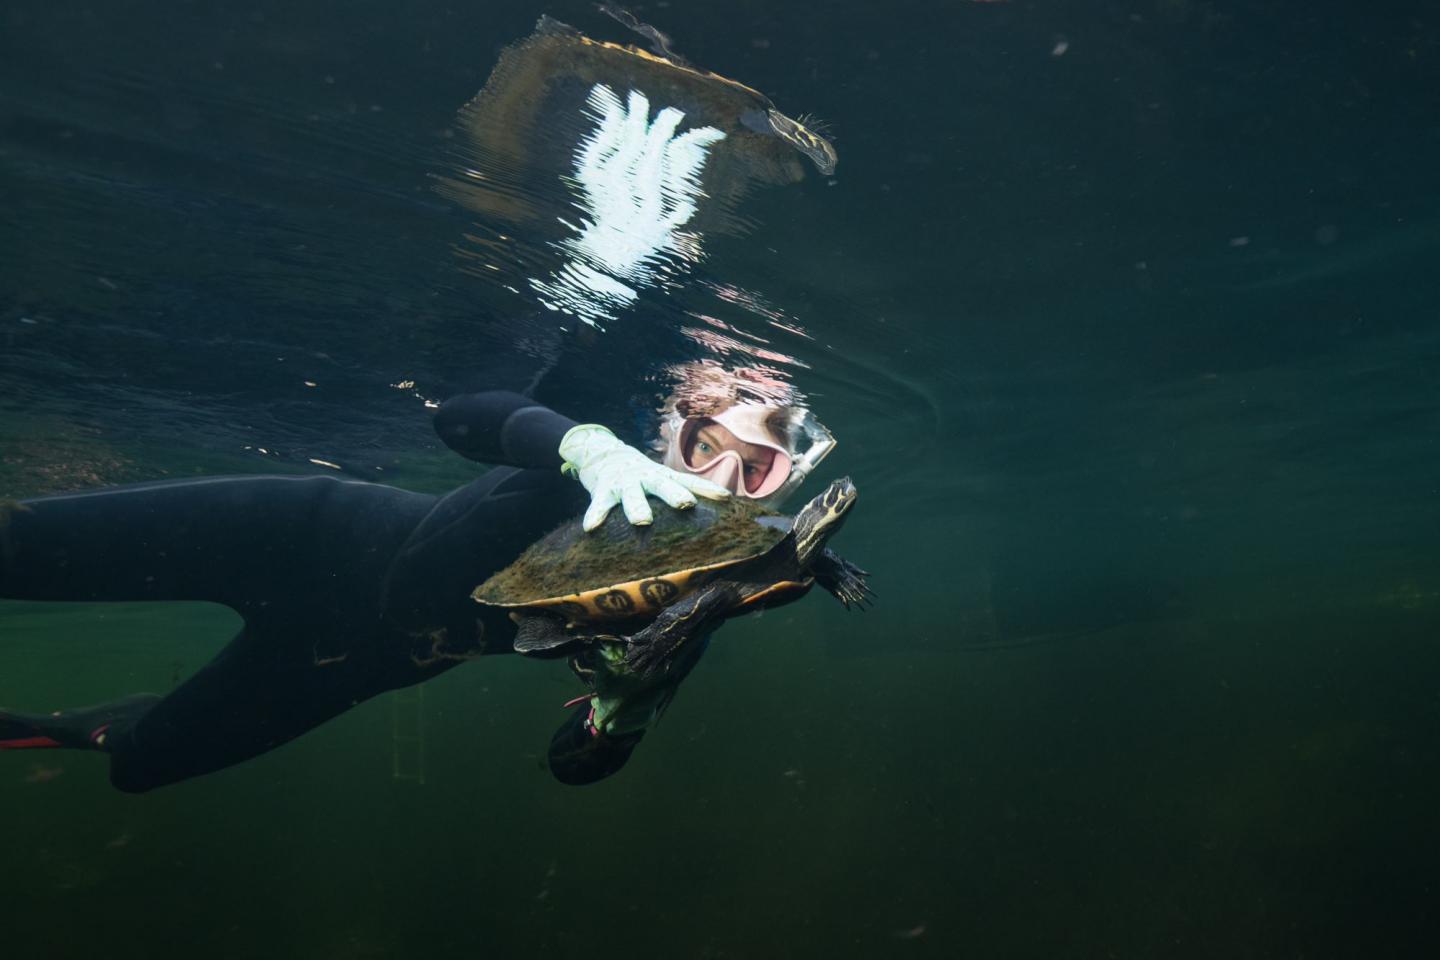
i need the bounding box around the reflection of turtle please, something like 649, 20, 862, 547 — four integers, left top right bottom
587, 5, 838, 176
472, 477, 868, 679
437, 13, 837, 240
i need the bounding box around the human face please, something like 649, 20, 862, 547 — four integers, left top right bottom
679, 418, 790, 497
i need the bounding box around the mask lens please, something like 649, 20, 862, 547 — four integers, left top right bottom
678, 419, 714, 470
678, 418, 793, 498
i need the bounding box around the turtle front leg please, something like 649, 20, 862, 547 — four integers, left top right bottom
812, 549, 874, 610
622, 583, 738, 680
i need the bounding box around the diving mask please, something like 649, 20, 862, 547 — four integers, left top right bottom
659, 402, 835, 506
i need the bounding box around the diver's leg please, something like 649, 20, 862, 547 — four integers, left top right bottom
1, 621, 403, 791
99, 620, 429, 793
0, 476, 428, 609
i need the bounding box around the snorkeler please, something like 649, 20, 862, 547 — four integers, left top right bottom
0, 381, 835, 791
0, 10, 841, 791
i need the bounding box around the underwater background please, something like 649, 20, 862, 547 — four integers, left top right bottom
3, 0, 1439, 956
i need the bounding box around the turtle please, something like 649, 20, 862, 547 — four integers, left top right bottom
472, 477, 870, 680
435, 12, 838, 243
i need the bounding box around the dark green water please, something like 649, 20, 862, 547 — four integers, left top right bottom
3, 1, 1439, 956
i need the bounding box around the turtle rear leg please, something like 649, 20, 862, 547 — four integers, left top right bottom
511, 613, 585, 658
812, 549, 874, 610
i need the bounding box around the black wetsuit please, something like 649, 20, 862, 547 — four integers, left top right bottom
0, 391, 634, 791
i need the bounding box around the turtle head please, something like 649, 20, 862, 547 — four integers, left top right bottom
740, 108, 837, 176
790, 477, 857, 567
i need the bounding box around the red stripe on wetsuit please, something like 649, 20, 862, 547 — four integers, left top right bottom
0, 736, 62, 750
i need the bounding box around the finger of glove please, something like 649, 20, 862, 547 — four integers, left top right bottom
645, 107, 685, 158
578, 84, 625, 171
620, 483, 654, 527
674, 472, 731, 500
577, 106, 623, 181
585, 82, 622, 119
634, 110, 685, 222
660, 198, 700, 233
645, 474, 698, 511
661, 128, 723, 222
583, 487, 622, 533
666, 126, 726, 180
634, 149, 670, 224
671, 125, 727, 156
612, 90, 651, 172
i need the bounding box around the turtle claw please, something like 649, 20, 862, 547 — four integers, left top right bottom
839, 585, 874, 612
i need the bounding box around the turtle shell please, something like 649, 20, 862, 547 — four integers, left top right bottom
472, 497, 789, 622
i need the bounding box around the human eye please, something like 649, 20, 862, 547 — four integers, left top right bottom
697, 441, 712, 454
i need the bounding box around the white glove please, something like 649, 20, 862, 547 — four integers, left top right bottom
559, 424, 729, 532
530, 83, 727, 328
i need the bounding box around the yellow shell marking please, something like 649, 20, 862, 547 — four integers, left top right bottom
486, 555, 754, 622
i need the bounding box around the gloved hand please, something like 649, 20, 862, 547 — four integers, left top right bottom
530, 83, 727, 328
559, 424, 729, 532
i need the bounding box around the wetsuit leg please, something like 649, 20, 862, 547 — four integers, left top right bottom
1, 465, 593, 789
98, 619, 415, 793
0, 475, 437, 788
0, 616, 422, 791
0, 617, 430, 792
0, 475, 430, 610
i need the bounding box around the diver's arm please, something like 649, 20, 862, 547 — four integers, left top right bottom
379, 466, 586, 639
435, 391, 728, 531
433, 391, 577, 470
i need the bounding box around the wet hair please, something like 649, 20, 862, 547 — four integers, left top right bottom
664, 361, 797, 417
763, 408, 792, 447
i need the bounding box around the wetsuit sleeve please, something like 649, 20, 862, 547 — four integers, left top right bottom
433, 391, 578, 470
380, 466, 586, 637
